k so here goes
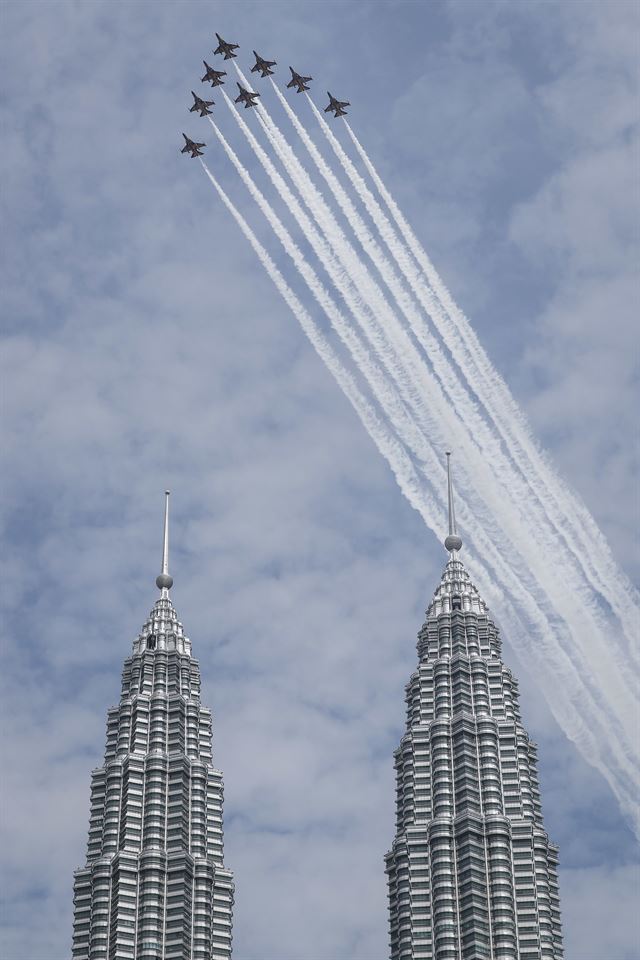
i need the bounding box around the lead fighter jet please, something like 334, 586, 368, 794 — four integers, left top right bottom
251, 51, 276, 78
235, 83, 260, 109
324, 92, 350, 117
287, 67, 312, 93
190, 91, 215, 117
181, 134, 205, 158
201, 61, 226, 86
213, 32, 239, 59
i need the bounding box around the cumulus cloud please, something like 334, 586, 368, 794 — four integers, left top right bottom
1, 1, 637, 958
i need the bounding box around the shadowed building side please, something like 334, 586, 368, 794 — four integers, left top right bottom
72, 493, 233, 960
386, 455, 562, 959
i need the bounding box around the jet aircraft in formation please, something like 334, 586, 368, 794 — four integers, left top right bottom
235, 83, 260, 109
181, 134, 206, 158
287, 68, 312, 93
201, 61, 226, 86
190, 91, 215, 117
213, 33, 239, 59
183, 33, 351, 156
325, 92, 350, 117
252, 51, 276, 77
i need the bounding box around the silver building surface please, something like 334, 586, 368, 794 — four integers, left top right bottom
72, 494, 233, 960
386, 456, 562, 959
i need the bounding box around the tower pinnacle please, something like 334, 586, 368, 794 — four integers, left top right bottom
156, 490, 174, 592
443, 451, 463, 553
73, 491, 234, 958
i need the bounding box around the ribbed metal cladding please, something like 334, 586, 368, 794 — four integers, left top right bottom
72, 596, 234, 959
386, 555, 563, 960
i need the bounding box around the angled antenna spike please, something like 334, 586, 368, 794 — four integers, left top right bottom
156, 491, 174, 593
444, 452, 463, 554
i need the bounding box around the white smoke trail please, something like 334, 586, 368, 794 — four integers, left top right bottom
206, 114, 434, 468
343, 120, 640, 654
204, 111, 639, 833
285, 88, 629, 659
293, 96, 640, 731
235, 81, 638, 754
215, 94, 449, 461
236, 75, 639, 750
199, 161, 431, 526
203, 156, 636, 804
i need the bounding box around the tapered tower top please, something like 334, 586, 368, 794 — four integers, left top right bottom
156, 490, 174, 593
443, 452, 463, 554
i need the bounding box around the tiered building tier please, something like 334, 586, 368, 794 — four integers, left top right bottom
72, 497, 233, 959
386, 461, 562, 959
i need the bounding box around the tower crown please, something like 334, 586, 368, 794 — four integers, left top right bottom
426, 554, 487, 618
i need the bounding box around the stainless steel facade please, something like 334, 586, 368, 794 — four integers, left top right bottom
72, 498, 233, 959
386, 462, 562, 959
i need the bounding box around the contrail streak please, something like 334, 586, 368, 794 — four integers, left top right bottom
216, 91, 453, 463
200, 154, 625, 792
207, 112, 436, 470
343, 119, 640, 653
302, 97, 636, 659
291, 90, 631, 662
239, 71, 635, 754
199, 160, 432, 528
204, 106, 639, 834
246, 81, 638, 749
293, 96, 640, 746
330, 126, 640, 822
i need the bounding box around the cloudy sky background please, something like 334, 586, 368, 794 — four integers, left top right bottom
1, 1, 638, 958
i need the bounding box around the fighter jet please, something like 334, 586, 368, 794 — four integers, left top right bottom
213, 32, 239, 59
235, 83, 260, 109
324, 92, 350, 117
251, 51, 276, 78
201, 61, 226, 86
287, 67, 312, 93
181, 134, 205, 158
189, 91, 215, 117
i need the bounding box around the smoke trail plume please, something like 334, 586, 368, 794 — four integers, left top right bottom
293, 97, 640, 749
199, 161, 431, 527
199, 161, 631, 827
343, 120, 640, 651
251, 83, 638, 746
204, 90, 640, 836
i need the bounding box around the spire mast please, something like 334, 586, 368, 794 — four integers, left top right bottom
444, 452, 463, 554
156, 491, 174, 594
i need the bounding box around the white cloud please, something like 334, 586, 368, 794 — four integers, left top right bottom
1, 1, 637, 958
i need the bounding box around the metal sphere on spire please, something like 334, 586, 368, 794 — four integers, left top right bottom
444, 451, 463, 553
156, 490, 174, 591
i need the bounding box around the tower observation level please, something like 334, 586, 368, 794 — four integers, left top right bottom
72, 494, 234, 960
386, 456, 562, 959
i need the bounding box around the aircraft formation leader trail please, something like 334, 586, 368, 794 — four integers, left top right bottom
179, 29, 640, 843
181, 32, 349, 158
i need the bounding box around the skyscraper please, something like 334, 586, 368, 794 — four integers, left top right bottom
72, 494, 234, 960
386, 456, 562, 959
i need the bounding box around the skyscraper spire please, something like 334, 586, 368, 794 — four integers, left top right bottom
444, 450, 463, 554
156, 489, 173, 594
386, 457, 562, 958
72, 497, 234, 959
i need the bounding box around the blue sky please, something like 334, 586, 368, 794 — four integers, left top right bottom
1, 1, 638, 958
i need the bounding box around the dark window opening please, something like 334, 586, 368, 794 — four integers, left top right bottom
452, 596, 462, 611
147, 634, 156, 650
